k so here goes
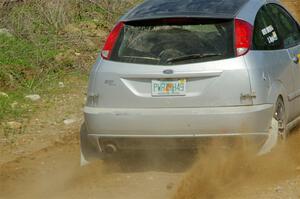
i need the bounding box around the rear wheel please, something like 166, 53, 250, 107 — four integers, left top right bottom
274, 98, 287, 140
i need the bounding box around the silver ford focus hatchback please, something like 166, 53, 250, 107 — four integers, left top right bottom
81, 0, 300, 163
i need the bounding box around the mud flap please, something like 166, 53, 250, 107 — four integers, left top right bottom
80, 150, 90, 166
258, 118, 278, 155
80, 124, 91, 166
80, 123, 108, 166
80, 123, 98, 166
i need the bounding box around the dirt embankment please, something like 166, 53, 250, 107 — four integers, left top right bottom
283, 0, 300, 21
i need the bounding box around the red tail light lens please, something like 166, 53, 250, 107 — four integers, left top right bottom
235, 19, 253, 57
101, 22, 124, 60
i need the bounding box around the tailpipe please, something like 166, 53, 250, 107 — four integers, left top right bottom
103, 143, 118, 154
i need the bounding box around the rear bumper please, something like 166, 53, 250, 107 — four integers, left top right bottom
84, 104, 273, 136
81, 104, 274, 160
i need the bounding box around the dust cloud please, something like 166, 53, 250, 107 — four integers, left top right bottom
173, 130, 300, 199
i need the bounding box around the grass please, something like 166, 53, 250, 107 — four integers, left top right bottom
0, 93, 31, 121
0, 33, 61, 123
0, 35, 44, 67
0, 0, 140, 139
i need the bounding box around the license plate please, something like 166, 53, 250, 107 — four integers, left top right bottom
152, 79, 186, 96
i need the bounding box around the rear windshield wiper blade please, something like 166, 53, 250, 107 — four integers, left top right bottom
166, 53, 223, 63
122, 55, 160, 61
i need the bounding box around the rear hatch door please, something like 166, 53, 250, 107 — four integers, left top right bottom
91, 18, 252, 108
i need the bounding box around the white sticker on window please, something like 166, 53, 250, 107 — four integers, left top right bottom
267, 31, 278, 44
261, 25, 274, 36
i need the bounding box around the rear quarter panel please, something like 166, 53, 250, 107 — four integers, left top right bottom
243, 50, 294, 121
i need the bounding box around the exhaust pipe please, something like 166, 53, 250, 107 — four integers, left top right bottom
103, 143, 117, 154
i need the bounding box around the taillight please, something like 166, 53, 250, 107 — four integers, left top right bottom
101, 22, 124, 60
235, 19, 253, 57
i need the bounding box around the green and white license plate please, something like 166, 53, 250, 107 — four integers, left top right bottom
152, 79, 186, 96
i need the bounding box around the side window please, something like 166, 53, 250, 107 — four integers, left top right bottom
266, 4, 300, 48
253, 6, 283, 50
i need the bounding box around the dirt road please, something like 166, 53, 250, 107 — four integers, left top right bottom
0, 131, 184, 199
1, 128, 300, 199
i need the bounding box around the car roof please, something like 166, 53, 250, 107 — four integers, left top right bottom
123, 0, 252, 21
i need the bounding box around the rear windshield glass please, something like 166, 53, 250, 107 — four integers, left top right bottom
111, 19, 234, 65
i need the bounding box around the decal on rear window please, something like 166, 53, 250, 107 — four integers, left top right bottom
261, 25, 274, 36
267, 31, 278, 44
261, 25, 278, 44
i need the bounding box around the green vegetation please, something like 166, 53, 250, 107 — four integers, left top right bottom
0, 0, 140, 127
0, 92, 30, 121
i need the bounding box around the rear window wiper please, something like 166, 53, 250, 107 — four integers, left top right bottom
166, 53, 223, 63
122, 55, 160, 61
